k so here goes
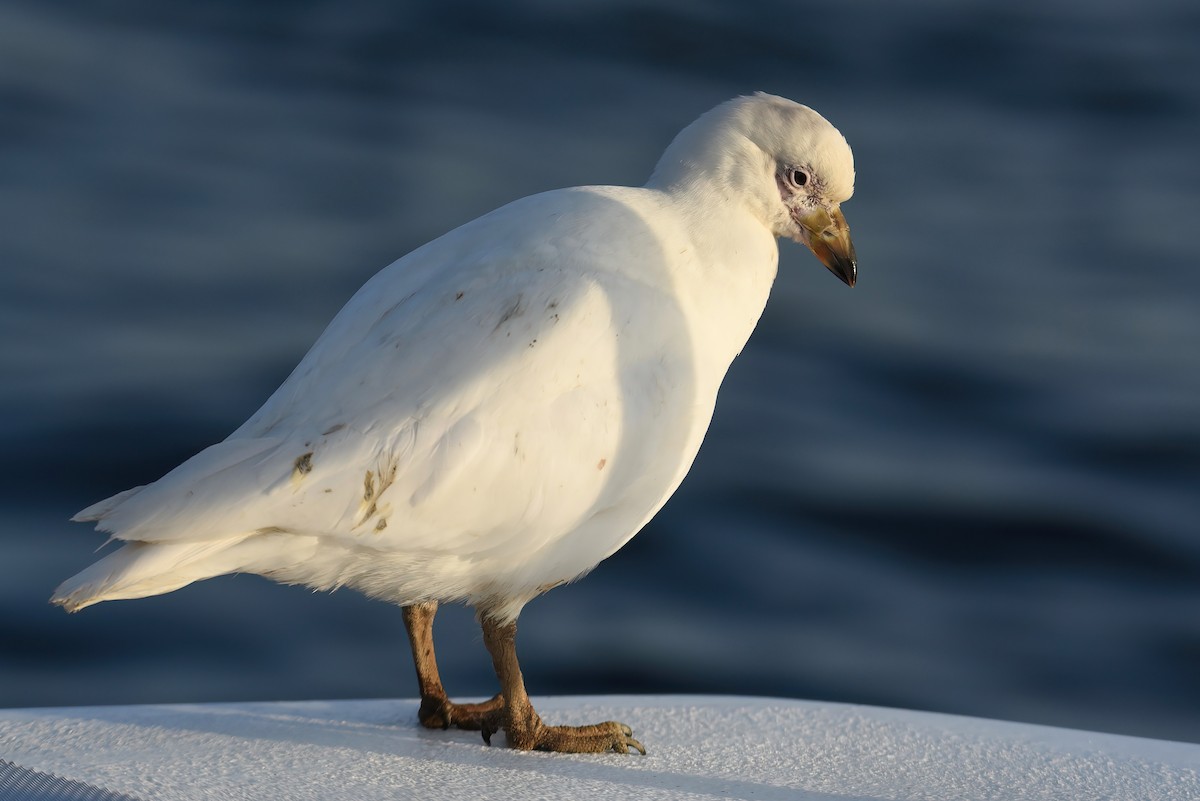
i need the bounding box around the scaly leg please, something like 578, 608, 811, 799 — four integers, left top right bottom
401, 601, 503, 730
478, 614, 645, 754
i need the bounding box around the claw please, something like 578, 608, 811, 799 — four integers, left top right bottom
481, 722, 496, 746
464, 702, 642, 754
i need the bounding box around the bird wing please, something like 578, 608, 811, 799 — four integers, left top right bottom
78, 187, 702, 568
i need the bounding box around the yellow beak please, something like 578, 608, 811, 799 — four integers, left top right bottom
794, 206, 857, 287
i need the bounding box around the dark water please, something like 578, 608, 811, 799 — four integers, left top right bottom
3, 0, 1199, 744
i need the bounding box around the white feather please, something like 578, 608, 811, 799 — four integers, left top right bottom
53, 93, 855, 623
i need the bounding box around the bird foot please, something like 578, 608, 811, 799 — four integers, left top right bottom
417, 693, 504, 731
481, 709, 645, 754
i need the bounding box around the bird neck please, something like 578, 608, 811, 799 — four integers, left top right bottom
648, 180, 780, 382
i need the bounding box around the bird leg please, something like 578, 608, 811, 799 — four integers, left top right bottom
478, 614, 645, 754
401, 601, 503, 730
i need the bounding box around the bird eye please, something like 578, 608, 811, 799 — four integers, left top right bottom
791, 169, 809, 187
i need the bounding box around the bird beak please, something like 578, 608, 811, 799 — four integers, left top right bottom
794, 206, 857, 287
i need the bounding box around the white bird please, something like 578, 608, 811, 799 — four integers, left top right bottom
53, 92, 857, 754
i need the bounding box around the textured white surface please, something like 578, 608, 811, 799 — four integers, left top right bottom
2, 696, 1197, 801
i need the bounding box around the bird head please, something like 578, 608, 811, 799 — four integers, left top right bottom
650, 92, 858, 287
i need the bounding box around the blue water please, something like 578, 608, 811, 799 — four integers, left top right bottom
2, 0, 1199, 743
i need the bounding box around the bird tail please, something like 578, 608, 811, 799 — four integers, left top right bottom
51, 537, 253, 613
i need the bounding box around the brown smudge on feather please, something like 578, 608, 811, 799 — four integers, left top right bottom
597, 458, 607, 470
357, 470, 379, 523
493, 294, 525, 332
355, 462, 398, 529
293, 452, 313, 481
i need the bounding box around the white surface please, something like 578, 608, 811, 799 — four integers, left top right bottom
2, 695, 1197, 801
53, 95, 854, 625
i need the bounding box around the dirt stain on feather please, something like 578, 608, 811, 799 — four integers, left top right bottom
356, 461, 398, 529
493, 294, 525, 332
292, 452, 314, 482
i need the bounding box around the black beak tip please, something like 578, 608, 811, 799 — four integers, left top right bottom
830, 258, 857, 288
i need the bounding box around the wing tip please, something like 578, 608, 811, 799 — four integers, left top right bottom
71, 485, 147, 524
